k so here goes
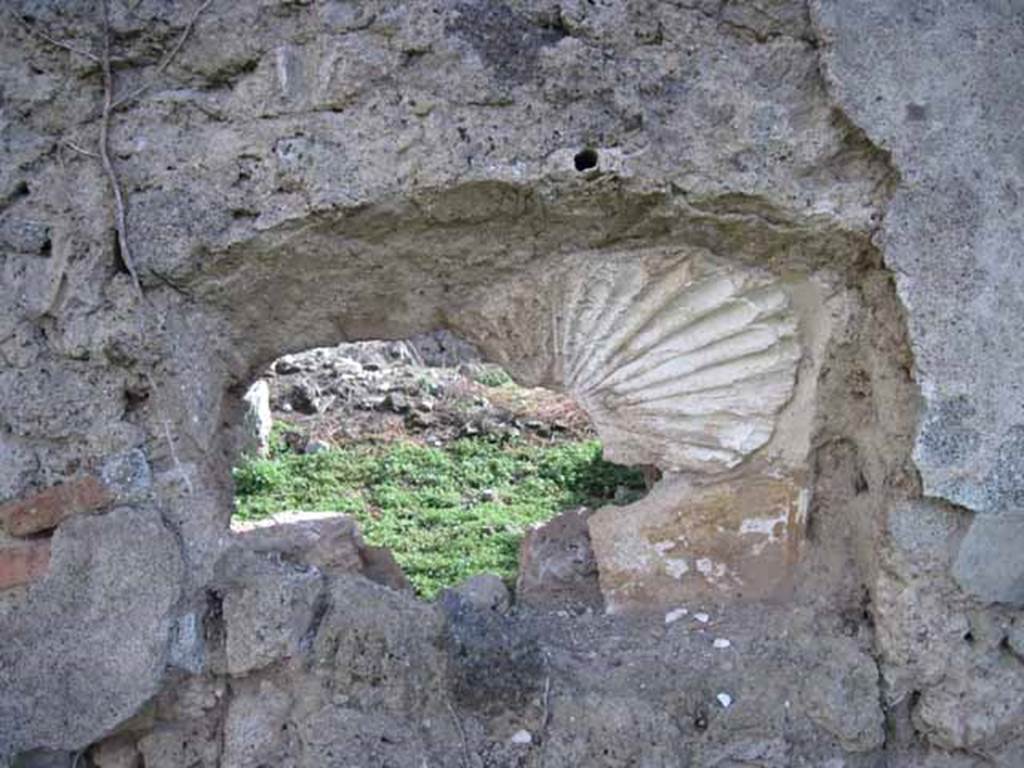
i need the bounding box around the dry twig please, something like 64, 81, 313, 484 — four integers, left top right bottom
111, 0, 215, 110
98, 0, 144, 296
18, 1, 213, 497
63, 140, 99, 158
7, 9, 99, 63
16, 0, 214, 299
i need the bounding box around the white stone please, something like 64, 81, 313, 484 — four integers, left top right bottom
716, 693, 733, 708
694, 612, 710, 624
242, 380, 273, 457
664, 607, 688, 624
664, 557, 690, 579
713, 638, 731, 649
510, 729, 532, 745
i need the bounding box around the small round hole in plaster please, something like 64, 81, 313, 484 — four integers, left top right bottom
574, 148, 598, 171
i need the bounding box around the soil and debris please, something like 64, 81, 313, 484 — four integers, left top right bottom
262, 334, 595, 452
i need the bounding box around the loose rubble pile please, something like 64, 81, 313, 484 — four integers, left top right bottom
250, 334, 595, 455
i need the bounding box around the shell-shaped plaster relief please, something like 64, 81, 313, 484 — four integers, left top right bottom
550, 255, 801, 473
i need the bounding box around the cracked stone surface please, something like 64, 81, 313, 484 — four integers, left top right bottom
813, 0, 1024, 603
0, 0, 1022, 765
0, 507, 183, 753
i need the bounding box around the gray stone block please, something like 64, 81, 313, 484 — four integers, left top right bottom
952, 514, 1024, 605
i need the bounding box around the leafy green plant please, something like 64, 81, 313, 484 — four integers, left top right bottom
263, 421, 301, 458
471, 365, 514, 388
232, 437, 645, 598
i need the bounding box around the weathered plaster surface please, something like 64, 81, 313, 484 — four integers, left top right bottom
0, 0, 1021, 764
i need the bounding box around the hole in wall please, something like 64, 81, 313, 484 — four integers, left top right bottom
573, 147, 598, 171
229, 330, 649, 601
122, 377, 151, 416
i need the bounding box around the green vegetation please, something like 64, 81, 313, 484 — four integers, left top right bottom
469, 364, 514, 388
233, 437, 646, 599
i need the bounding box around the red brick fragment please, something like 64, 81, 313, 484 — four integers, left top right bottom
0, 539, 51, 590
0, 476, 114, 537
